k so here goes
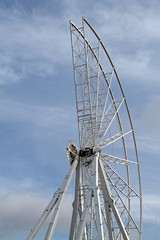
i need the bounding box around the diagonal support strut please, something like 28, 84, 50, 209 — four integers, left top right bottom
98, 158, 129, 240
26, 157, 78, 240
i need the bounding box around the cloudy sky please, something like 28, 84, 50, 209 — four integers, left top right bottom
0, 0, 160, 239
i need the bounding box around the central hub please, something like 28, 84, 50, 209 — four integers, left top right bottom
79, 148, 94, 158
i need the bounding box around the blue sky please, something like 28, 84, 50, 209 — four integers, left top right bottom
0, 0, 160, 239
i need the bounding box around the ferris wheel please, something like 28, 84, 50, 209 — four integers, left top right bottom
25, 17, 142, 240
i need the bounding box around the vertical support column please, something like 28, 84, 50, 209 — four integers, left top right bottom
90, 193, 94, 239
76, 191, 92, 240
69, 161, 81, 240
91, 153, 104, 240
104, 200, 114, 240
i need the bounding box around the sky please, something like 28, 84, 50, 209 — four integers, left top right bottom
0, 0, 160, 239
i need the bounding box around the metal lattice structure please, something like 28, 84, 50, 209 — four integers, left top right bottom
25, 17, 142, 240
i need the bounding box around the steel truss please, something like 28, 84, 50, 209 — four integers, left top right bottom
25, 18, 142, 240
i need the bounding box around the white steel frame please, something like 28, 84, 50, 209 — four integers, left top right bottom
25, 17, 142, 240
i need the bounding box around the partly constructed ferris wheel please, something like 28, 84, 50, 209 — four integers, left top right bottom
26, 17, 142, 240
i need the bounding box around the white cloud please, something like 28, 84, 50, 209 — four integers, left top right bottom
89, 1, 160, 85
1, 191, 160, 239
136, 135, 160, 155
134, 95, 160, 154
0, 176, 44, 199
133, 194, 160, 225
95, 1, 160, 43
0, 1, 159, 86
142, 195, 160, 225
136, 95, 160, 136
0, 192, 73, 239
114, 51, 160, 84
0, 66, 21, 85
0, 100, 75, 132
0, 9, 70, 85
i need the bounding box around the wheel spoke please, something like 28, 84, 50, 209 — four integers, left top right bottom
100, 153, 138, 165
97, 130, 132, 149
98, 68, 114, 134
98, 98, 124, 144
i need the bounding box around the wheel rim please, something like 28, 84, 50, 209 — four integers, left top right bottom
70, 17, 142, 240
